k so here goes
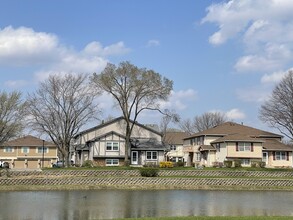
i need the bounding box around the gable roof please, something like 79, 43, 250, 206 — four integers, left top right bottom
184, 122, 282, 140
1, 135, 55, 147
75, 116, 162, 138
131, 138, 169, 151
87, 131, 126, 143
164, 132, 189, 145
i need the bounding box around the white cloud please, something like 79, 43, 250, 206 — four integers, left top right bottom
4, 80, 29, 88
261, 69, 290, 84
146, 40, 160, 48
160, 89, 198, 110
202, 0, 293, 73
236, 87, 270, 103
225, 108, 246, 120
0, 26, 131, 85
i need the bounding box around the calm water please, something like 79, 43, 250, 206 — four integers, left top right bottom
0, 190, 293, 220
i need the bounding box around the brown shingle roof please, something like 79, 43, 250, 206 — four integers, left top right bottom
164, 132, 190, 145
262, 139, 293, 151
1, 135, 55, 147
211, 134, 264, 144
199, 145, 216, 151
184, 122, 282, 140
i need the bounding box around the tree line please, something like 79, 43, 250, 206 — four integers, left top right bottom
2, 61, 292, 166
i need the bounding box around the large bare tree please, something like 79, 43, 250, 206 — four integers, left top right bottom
0, 91, 26, 144
27, 74, 100, 166
259, 70, 293, 140
180, 112, 227, 134
91, 61, 173, 163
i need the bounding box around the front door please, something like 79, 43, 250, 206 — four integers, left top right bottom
131, 151, 138, 165
262, 152, 268, 165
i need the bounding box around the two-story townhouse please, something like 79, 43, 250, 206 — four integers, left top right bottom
183, 122, 293, 168
165, 132, 189, 163
72, 117, 169, 166
0, 135, 58, 169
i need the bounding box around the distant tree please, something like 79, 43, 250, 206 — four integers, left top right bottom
259, 70, 293, 141
26, 74, 100, 166
180, 112, 227, 134
0, 91, 26, 144
91, 61, 173, 163
160, 110, 180, 142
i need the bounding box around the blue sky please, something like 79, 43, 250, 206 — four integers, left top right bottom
1, 0, 292, 132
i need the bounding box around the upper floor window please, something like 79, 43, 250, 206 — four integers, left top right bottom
37, 147, 48, 154
21, 147, 29, 154
106, 142, 119, 151
170, 145, 176, 151
237, 142, 253, 152
4, 147, 14, 153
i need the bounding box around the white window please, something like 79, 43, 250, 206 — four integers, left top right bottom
170, 145, 176, 151
241, 159, 250, 165
37, 147, 48, 154
146, 151, 157, 160
275, 152, 286, 160
195, 152, 201, 161
238, 142, 251, 151
21, 147, 29, 154
4, 147, 14, 153
105, 159, 119, 166
106, 142, 119, 151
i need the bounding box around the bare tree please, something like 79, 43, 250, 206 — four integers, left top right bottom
27, 74, 100, 166
91, 61, 173, 163
259, 70, 293, 141
0, 91, 26, 144
180, 112, 227, 134
160, 110, 180, 142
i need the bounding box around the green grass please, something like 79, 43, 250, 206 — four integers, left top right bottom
113, 216, 293, 220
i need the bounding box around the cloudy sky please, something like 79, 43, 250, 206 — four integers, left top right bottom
1, 0, 292, 132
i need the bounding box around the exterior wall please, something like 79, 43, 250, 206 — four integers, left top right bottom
204, 136, 220, 145
139, 151, 165, 166
267, 151, 292, 168
75, 120, 162, 145
166, 145, 184, 160
93, 158, 125, 167
227, 142, 262, 159
215, 143, 227, 162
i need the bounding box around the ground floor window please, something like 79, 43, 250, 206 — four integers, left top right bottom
275, 152, 286, 160
105, 159, 119, 166
241, 159, 250, 166
146, 151, 157, 160
195, 152, 201, 161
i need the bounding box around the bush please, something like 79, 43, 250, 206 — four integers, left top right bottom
224, 160, 232, 168
159, 161, 173, 168
176, 161, 184, 167
140, 168, 159, 177
258, 161, 266, 168
143, 162, 158, 168
234, 160, 242, 168
212, 162, 224, 168
82, 160, 94, 168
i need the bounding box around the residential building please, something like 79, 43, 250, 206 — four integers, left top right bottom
72, 117, 169, 166
165, 131, 189, 163
183, 122, 293, 168
0, 135, 58, 169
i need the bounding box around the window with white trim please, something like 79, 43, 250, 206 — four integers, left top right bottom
4, 147, 14, 153
241, 159, 250, 165
105, 159, 119, 166
238, 142, 251, 151
21, 147, 29, 154
170, 145, 176, 151
146, 151, 157, 160
37, 147, 48, 154
195, 152, 201, 161
275, 152, 286, 160
106, 142, 119, 151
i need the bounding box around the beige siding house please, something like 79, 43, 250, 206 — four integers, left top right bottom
0, 135, 58, 169
165, 132, 189, 163
72, 117, 169, 166
183, 122, 293, 168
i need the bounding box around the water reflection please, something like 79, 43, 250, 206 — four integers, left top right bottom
0, 190, 292, 220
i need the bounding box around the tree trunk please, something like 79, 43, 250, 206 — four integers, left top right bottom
124, 124, 131, 165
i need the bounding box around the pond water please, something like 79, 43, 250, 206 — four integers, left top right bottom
0, 189, 293, 220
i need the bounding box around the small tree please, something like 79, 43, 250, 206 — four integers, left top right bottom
27, 73, 100, 166
259, 70, 293, 141
0, 91, 26, 144
92, 61, 173, 163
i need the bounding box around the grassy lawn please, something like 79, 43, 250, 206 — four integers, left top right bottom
113, 216, 293, 220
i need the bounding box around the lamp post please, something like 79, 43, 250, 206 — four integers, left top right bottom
42, 140, 45, 168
